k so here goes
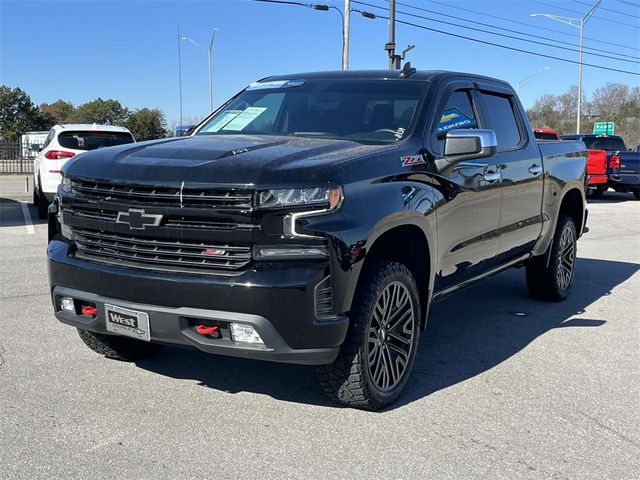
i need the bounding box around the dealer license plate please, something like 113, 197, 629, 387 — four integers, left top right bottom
105, 304, 151, 342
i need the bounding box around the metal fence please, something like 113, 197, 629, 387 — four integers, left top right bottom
0, 142, 35, 174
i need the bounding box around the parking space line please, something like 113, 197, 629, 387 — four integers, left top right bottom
20, 202, 35, 234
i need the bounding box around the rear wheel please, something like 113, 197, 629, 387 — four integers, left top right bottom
632, 190, 640, 200
318, 260, 421, 410
37, 176, 48, 219
526, 214, 577, 302
589, 185, 606, 199
77, 329, 163, 361
32, 176, 39, 206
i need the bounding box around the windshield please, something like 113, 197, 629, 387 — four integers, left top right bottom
196, 79, 427, 144
582, 136, 626, 151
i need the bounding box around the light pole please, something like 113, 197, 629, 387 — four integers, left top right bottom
531, 0, 602, 134
516, 66, 550, 94
181, 29, 218, 113
313, 3, 376, 70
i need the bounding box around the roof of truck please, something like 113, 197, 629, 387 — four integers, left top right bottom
260, 69, 512, 87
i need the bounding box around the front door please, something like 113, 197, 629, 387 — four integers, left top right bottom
428, 88, 502, 292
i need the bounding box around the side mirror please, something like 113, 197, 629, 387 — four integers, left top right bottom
444, 129, 497, 162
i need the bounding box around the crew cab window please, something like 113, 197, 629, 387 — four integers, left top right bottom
434, 90, 478, 153
481, 93, 522, 150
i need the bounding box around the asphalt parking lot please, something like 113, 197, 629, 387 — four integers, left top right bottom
1, 175, 638, 480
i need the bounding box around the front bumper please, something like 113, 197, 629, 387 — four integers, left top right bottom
48, 240, 348, 365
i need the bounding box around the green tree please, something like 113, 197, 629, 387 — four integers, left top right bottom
125, 108, 168, 141
69, 98, 129, 125
40, 99, 75, 125
0, 85, 49, 140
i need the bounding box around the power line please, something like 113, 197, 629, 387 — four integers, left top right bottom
420, 0, 639, 52
569, 0, 640, 19
531, 0, 640, 29
352, 0, 640, 64
391, 0, 640, 61
363, 9, 639, 76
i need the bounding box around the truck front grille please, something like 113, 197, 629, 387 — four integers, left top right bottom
73, 228, 252, 273
70, 180, 253, 209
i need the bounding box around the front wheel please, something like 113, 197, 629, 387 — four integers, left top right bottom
77, 329, 163, 361
526, 214, 577, 302
318, 260, 421, 410
632, 189, 640, 201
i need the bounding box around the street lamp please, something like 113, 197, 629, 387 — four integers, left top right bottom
181, 28, 218, 113
310, 2, 377, 70
516, 66, 550, 94
530, 0, 602, 134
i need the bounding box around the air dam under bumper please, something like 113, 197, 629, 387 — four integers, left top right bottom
48, 240, 348, 365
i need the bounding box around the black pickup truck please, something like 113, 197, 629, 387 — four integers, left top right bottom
48, 70, 587, 409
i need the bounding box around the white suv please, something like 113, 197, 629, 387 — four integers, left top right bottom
33, 124, 135, 218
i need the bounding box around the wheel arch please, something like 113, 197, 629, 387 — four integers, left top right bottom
347, 219, 435, 330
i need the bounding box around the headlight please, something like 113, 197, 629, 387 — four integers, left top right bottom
258, 187, 342, 209
60, 176, 72, 193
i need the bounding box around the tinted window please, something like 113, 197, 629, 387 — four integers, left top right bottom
58, 131, 135, 151
197, 80, 426, 144
481, 93, 521, 149
534, 131, 558, 141
581, 136, 626, 151
434, 90, 477, 153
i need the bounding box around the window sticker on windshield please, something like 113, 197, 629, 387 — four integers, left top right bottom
222, 107, 267, 131
246, 79, 305, 90
437, 107, 477, 135
200, 110, 243, 132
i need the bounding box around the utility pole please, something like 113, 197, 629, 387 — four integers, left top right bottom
385, 0, 397, 69
343, 0, 350, 70
177, 25, 183, 129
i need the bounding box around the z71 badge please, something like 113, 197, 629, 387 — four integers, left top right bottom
401, 155, 426, 167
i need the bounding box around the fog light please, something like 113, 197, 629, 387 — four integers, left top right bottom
230, 323, 264, 345
61, 296, 75, 312
61, 223, 73, 240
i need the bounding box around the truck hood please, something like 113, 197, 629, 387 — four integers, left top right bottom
63, 134, 395, 187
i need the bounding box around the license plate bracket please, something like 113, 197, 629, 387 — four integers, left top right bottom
105, 304, 151, 342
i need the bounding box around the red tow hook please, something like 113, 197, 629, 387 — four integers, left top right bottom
81, 305, 98, 316
196, 325, 219, 336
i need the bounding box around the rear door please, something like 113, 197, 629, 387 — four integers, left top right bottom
477, 88, 544, 260
427, 83, 502, 291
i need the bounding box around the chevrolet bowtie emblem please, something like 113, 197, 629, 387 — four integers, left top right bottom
116, 209, 163, 230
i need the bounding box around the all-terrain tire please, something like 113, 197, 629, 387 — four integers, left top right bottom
526, 214, 577, 302
318, 259, 421, 410
77, 329, 163, 361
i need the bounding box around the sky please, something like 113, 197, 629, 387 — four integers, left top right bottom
1, 0, 639, 127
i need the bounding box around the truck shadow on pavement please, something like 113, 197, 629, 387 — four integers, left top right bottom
136, 257, 638, 410
0, 198, 47, 227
